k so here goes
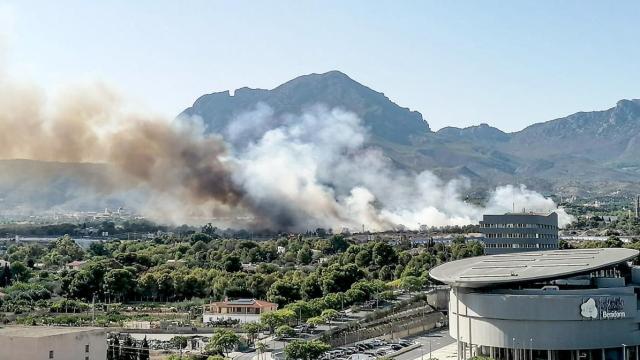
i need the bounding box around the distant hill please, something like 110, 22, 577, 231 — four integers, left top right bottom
0, 159, 133, 213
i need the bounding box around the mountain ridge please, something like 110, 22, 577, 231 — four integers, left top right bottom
182, 71, 640, 196
2, 71, 640, 214
180, 70, 430, 144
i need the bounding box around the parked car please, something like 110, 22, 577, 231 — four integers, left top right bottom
371, 339, 386, 346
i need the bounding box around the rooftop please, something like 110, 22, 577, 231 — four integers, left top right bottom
209, 298, 277, 308
430, 248, 639, 288
0, 326, 105, 338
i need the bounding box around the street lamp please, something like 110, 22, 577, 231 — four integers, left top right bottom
622, 344, 627, 360
424, 334, 441, 360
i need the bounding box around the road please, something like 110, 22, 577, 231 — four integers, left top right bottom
394, 328, 455, 360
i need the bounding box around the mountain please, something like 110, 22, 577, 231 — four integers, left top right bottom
180, 71, 430, 144
181, 71, 640, 196
505, 99, 640, 161
436, 123, 510, 144
0, 160, 134, 213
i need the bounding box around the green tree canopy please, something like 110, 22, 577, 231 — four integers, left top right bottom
206, 329, 240, 357
284, 340, 330, 360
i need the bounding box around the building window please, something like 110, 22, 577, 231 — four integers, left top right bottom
49, 350, 54, 359
86, 344, 90, 353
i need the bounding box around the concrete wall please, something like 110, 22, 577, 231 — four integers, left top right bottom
426, 287, 450, 311
0, 328, 107, 360
203, 313, 261, 323
449, 288, 640, 350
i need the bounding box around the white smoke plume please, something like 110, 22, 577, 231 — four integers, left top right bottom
222, 104, 572, 230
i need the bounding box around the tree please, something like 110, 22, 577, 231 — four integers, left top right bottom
206, 329, 240, 357
284, 340, 330, 360
306, 316, 324, 326
51, 235, 85, 260
104, 269, 135, 302
399, 276, 424, 293
329, 235, 349, 253
355, 249, 372, 268
345, 288, 366, 304
1, 264, 11, 286
373, 242, 397, 266
10, 261, 30, 282
68, 270, 98, 300
202, 223, 218, 237
559, 239, 573, 250
138, 272, 159, 300
605, 236, 623, 248
285, 300, 320, 324
242, 322, 263, 346
171, 336, 188, 352
121, 336, 136, 360
139, 336, 150, 360
156, 272, 175, 301
261, 309, 295, 332
320, 309, 339, 323
297, 246, 313, 265
275, 325, 296, 338
107, 336, 120, 360
256, 342, 268, 360
301, 275, 323, 300
267, 280, 301, 306
88, 242, 110, 257
224, 255, 242, 272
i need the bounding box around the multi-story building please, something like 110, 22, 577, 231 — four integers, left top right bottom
0, 326, 107, 360
480, 212, 559, 254
203, 298, 278, 324
431, 248, 640, 360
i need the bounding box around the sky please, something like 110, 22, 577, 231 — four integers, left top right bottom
1, 1, 639, 132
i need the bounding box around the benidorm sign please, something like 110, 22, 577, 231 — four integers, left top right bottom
581, 297, 625, 320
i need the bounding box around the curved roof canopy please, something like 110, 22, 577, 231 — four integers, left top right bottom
430, 248, 639, 288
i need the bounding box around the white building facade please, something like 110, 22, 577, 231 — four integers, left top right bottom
0, 326, 107, 360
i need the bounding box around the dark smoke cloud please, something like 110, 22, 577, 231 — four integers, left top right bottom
0, 77, 246, 223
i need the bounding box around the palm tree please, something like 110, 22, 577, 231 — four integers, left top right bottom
256, 341, 268, 360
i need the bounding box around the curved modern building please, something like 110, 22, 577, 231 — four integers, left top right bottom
430, 248, 640, 360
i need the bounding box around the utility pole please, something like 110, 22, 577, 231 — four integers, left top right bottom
456, 286, 461, 360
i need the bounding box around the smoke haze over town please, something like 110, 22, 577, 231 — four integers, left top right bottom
0, 48, 571, 230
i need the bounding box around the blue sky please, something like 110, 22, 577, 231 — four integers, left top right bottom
1, 0, 639, 132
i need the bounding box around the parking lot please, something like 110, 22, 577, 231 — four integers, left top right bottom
320, 338, 418, 360
394, 328, 455, 360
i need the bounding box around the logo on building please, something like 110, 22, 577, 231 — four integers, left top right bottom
580, 298, 597, 319
580, 297, 625, 320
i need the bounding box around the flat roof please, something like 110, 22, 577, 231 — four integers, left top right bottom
0, 326, 105, 338
430, 248, 639, 288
